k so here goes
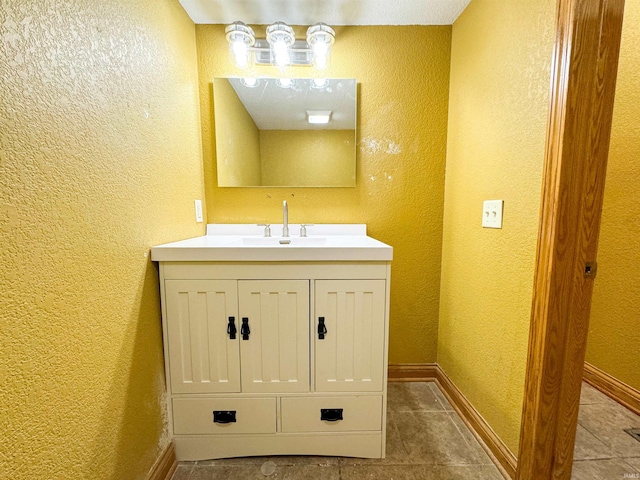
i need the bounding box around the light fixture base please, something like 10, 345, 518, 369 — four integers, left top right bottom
253, 40, 314, 66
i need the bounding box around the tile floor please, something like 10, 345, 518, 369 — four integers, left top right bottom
573, 382, 640, 479
170, 381, 640, 479
170, 382, 503, 479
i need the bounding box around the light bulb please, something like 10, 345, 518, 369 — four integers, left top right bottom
312, 78, 328, 88
241, 77, 258, 87
312, 40, 330, 69
315, 54, 327, 69
232, 41, 249, 68
306, 23, 335, 70
313, 41, 328, 57
266, 23, 294, 69
273, 41, 289, 68
225, 22, 255, 69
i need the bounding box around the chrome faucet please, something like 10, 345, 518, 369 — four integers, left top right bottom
282, 200, 289, 237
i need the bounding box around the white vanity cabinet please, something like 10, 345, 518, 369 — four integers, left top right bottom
164, 279, 240, 394
314, 280, 386, 393
164, 279, 310, 396
238, 280, 310, 394
153, 225, 392, 461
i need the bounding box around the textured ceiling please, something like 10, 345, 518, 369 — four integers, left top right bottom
225, 78, 356, 130
179, 0, 472, 25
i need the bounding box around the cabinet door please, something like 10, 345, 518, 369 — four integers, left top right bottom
238, 280, 309, 393
165, 280, 240, 394
315, 280, 386, 392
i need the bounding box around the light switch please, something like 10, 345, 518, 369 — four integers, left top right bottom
482, 200, 503, 229
194, 199, 203, 223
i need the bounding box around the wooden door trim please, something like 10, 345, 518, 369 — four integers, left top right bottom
516, 1, 625, 479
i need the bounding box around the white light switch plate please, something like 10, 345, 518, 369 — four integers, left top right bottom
194, 199, 203, 223
482, 200, 503, 229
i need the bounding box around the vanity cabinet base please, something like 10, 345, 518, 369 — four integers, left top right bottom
157, 260, 391, 463
174, 432, 383, 461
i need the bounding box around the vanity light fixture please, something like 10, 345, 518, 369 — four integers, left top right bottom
306, 23, 335, 69
276, 77, 294, 88
225, 21, 335, 70
225, 22, 255, 69
306, 110, 332, 124
311, 78, 329, 89
266, 22, 295, 68
240, 77, 259, 88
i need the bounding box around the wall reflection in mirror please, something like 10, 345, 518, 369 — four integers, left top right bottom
214, 77, 356, 187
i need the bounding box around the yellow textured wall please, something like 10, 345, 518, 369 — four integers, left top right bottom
439, 0, 556, 454
0, 1, 204, 479
260, 130, 355, 186
213, 78, 261, 186
586, 1, 640, 391
198, 26, 452, 363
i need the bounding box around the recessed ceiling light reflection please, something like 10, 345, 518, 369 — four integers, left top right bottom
306, 110, 332, 124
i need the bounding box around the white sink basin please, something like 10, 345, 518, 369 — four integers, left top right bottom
151, 224, 393, 262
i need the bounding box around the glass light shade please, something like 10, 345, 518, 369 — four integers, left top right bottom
273, 41, 290, 68
231, 41, 250, 68
306, 23, 335, 70
266, 22, 295, 68
240, 77, 259, 88
311, 78, 329, 90
314, 50, 330, 69
276, 77, 294, 88
225, 22, 255, 68
311, 78, 329, 89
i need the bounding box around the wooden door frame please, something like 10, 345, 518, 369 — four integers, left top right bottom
516, 0, 625, 479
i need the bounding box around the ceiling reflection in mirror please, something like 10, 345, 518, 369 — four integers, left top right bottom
214, 77, 356, 187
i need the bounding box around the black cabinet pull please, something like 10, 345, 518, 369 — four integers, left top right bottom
318, 317, 327, 340
320, 408, 343, 422
213, 410, 237, 424
240, 317, 250, 340
227, 317, 237, 339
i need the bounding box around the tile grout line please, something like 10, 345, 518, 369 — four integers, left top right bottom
577, 400, 640, 463
184, 463, 194, 480
444, 410, 492, 466
574, 423, 619, 461
428, 382, 490, 466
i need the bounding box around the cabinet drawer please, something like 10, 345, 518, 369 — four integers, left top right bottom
281, 396, 382, 433
173, 397, 276, 435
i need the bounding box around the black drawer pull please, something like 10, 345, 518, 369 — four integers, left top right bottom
227, 317, 237, 339
213, 410, 237, 424
320, 408, 343, 422
318, 317, 327, 340
240, 317, 250, 340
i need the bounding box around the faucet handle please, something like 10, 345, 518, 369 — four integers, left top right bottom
257, 224, 271, 237
299, 224, 314, 237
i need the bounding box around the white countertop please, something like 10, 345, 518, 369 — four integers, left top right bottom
151, 224, 393, 262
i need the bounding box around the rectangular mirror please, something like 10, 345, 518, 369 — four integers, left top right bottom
213, 77, 357, 187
